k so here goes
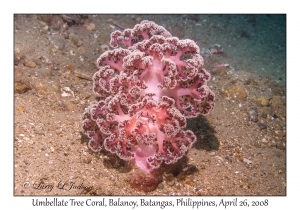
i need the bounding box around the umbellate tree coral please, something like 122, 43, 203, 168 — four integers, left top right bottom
82, 20, 215, 173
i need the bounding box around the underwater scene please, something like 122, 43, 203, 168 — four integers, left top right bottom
14, 14, 286, 196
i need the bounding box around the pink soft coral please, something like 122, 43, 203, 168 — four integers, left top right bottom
82, 20, 215, 173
